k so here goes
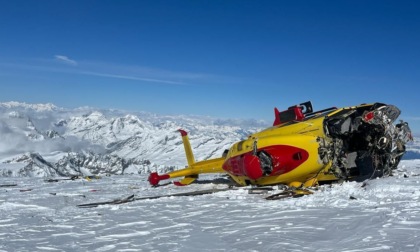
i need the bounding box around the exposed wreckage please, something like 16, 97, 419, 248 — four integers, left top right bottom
148, 102, 413, 191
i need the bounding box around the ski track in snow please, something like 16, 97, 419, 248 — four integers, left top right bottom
1, 160, 420, 252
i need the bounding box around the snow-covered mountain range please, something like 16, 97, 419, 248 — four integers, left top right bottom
0, 102, 266, 177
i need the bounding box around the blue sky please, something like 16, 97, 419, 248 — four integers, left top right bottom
1, 1, 419, 133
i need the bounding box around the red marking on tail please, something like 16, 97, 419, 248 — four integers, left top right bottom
148, 172, 170, 186
178, 129, 188, 136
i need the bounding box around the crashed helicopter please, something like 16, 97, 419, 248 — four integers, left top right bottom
148, 102, 413, 190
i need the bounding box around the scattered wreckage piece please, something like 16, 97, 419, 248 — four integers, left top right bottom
0, 184, 18, 187
77, 194, 135, 208
44, 176, 101, 183
76, 188, 234, 208
265, 188, 313, 200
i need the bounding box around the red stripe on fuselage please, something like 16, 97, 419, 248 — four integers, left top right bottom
222, 145, 309, 180
265, 145, 309, 175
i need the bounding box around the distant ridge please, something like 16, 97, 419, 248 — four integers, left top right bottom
0, 101, 266, 177
0, 101, 59, 111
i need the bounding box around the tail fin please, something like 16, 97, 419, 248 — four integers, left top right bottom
178, 129, 195, 166
147, 129, 225, 186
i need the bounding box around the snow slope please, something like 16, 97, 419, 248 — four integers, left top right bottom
1, 159, 419, 251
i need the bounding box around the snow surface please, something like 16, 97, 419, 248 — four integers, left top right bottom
1, 159, 420, 252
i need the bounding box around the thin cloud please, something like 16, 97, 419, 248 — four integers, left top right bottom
79, 61, 217, 83
79, 71, 186, 85
2, 57, 234, 86
54, 55, 78, 66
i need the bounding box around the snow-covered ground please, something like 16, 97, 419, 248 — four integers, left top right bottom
1, 159, 420, 252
